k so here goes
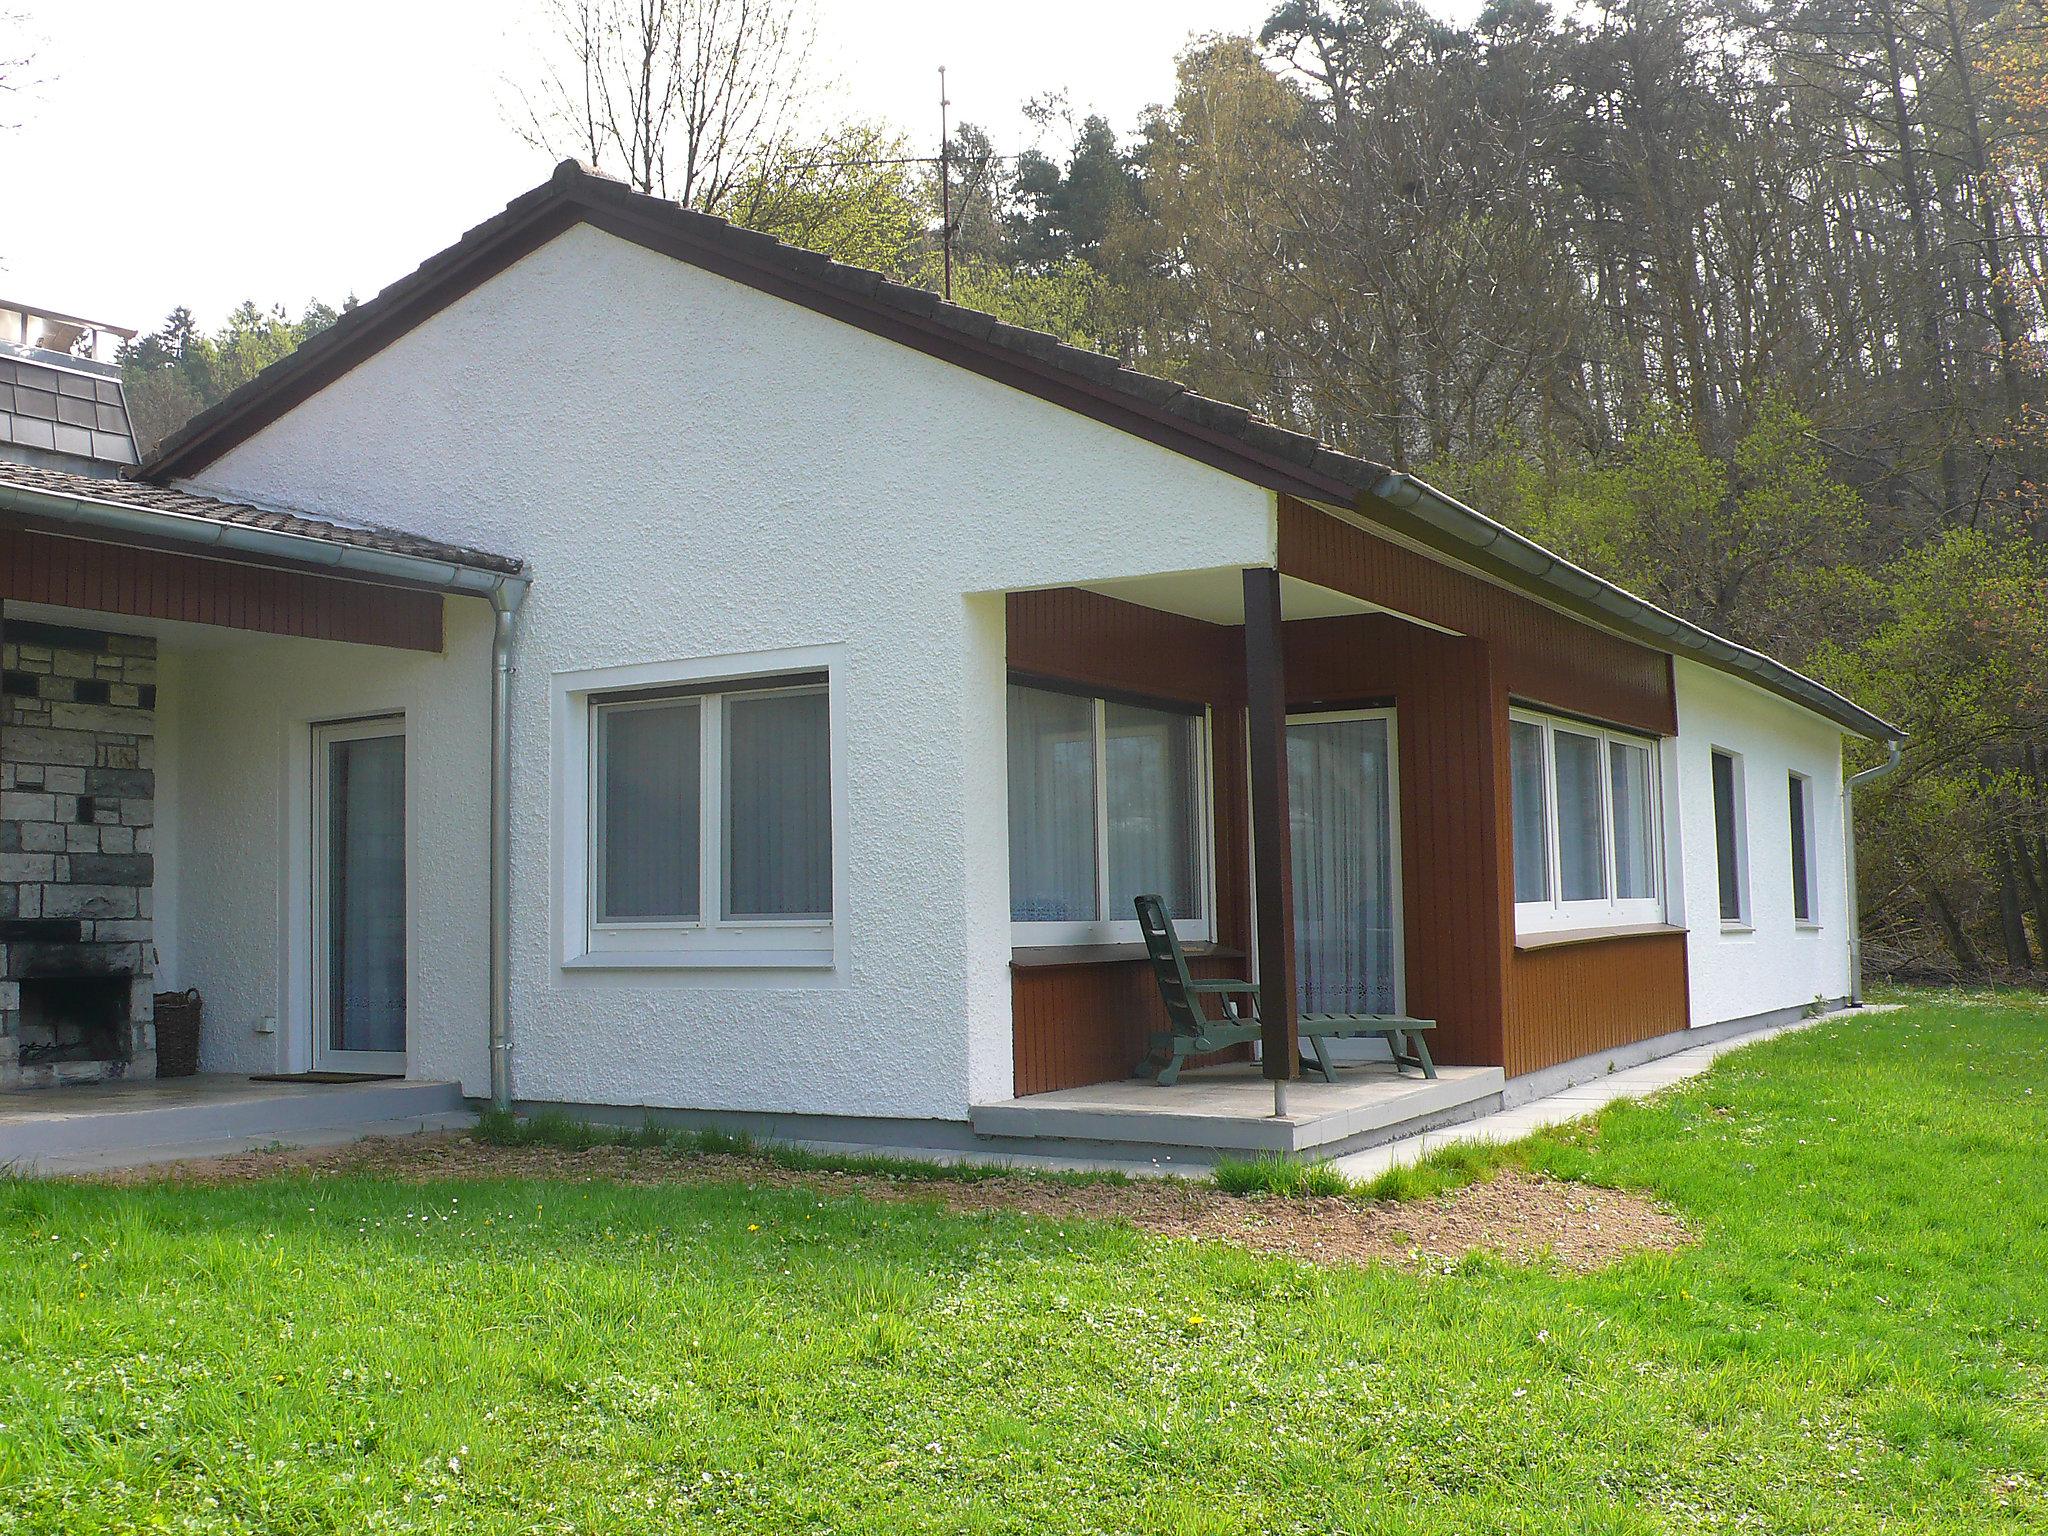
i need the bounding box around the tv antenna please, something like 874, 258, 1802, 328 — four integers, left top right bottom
939, 65, 953, 300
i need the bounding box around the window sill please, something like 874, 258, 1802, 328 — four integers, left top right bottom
1720, 921, 1754, 935
1795, 920, 1823, 932
1514, 922, 1686, 953
1010, 942, 1242, 970
564, 948, 835, 971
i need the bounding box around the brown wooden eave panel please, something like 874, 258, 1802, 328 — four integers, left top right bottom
0, 525, 445, 651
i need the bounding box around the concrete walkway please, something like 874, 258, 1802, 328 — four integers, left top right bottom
1327, 1004, 1880, 1182
8, 1007, 1881, 1179
800, 1005, 1881, 1179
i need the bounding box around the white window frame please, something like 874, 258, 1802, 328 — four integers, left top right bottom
555, 646, 845, 972
1510, 706, 1667, 936
1008, 687, 1217, 949
1788, 769, 1819, 928
1711, 746, 1752, 931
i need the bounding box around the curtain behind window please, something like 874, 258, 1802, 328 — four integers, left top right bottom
1288, 717, 1398, 1015
1510, 719, 1550, 903
599, 701, 701, 922
726, 690, 832, 918
1105, 702, 1202, 921
1008, 686, 1098, 921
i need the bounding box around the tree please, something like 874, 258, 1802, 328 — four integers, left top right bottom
509, 0, 818, 212
121, 301, 349, 455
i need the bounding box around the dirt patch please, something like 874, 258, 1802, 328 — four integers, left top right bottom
87, 1134, 1689, 1273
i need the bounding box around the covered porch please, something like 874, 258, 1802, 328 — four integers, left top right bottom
981, 494, 1693, 1159
0, 464, 523, 1103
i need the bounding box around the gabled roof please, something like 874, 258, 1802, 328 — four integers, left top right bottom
0, 459, 523, 578
134, 160, 1899, 742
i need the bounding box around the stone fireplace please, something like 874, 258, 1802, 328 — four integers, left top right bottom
0, 616, 157, 1088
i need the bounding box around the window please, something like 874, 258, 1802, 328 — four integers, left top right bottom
584, 674, 833, 962
1008, 683, 1210, 944
1789, 770, 1817, 925
1510, 708, 1665, 933
1711, 748, 1748, 926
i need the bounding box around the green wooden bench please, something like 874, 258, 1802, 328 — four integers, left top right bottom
1133, 894, 1439, 1086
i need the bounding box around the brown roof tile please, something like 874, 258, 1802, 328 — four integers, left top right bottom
0, 460, 523, 575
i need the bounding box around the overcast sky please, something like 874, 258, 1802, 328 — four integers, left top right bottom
1, 0, 1477, 336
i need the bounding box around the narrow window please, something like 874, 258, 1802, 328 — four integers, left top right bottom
1007, 685, 1100, 923
1712, 748, 1747, 924
597, 699, 701, 922
1104, 700, 1203, 921
1610, 739, 1657, 901
724, 688, 832, 919
1510, 717, 1551, 903
1789, 771, 1816, 924
1552, 727, 1609, 902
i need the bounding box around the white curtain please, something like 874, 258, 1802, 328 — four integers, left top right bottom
1105, 701, 1202, 921
1007, 686, 1099, 922
328, 734, 406, 1054
599, 700, 702, 921
1553, 726, 1608, 902
1288, 718, 1398, 1015
1609, 739, 1656, 900
1510, 718, 1551, 903
725, 690, 832, 918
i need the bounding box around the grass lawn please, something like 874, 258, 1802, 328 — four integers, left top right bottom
4, 992, 2047, 1533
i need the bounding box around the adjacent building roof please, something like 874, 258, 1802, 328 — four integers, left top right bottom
0, 346, 138, 472
134, 160, 1899, 741
0, 459, 524, 578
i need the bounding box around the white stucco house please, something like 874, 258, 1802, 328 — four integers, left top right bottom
0, 162, 1902, 1160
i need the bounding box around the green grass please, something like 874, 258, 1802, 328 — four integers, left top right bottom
5, 990, 2048, 1532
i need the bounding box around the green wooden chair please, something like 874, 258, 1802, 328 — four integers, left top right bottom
1133, 894, 1438, 1086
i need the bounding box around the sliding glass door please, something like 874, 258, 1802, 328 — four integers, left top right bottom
1286, 711, 1403, 1017
312, 718, 408, 1073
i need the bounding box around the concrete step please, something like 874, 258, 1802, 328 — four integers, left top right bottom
0, 1076, 469, 1168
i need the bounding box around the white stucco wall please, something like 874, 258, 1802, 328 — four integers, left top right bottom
156, 609, 492, 1086
1673, 658, 1852, 1026
182, 223, 1274, 1121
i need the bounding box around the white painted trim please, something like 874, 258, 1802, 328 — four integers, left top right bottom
551, 644, 848, 977
1511, 706, 1667, 936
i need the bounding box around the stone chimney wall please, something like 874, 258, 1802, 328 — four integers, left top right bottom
0, 618, 157, 1087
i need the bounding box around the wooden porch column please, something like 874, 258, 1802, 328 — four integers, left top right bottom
1242, 567, 1299, 1085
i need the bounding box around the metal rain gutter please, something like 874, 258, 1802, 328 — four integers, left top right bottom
0, 479, 521, 600
487, 581, 526, 1112
0, 476, 531, 1110
1364, 473, 1904, 744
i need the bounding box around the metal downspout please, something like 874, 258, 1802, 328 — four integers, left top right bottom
1843, 738, 1904, 1006
488, 580, 527, 1112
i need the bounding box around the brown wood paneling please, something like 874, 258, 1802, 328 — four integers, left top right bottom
1285, 615, 1508, 1067
1006, 574, 1690, 1091
1008, 589, 1253, 1093
1278, 496, 1675, 735
0, 526, 445, 651
1012, 952, 1248, 1098
1505, 932, 1691, 1077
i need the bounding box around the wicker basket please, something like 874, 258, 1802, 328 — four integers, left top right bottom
153, 989, 202, 1078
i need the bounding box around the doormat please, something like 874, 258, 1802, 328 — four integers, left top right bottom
248, 1072, 403, 1084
